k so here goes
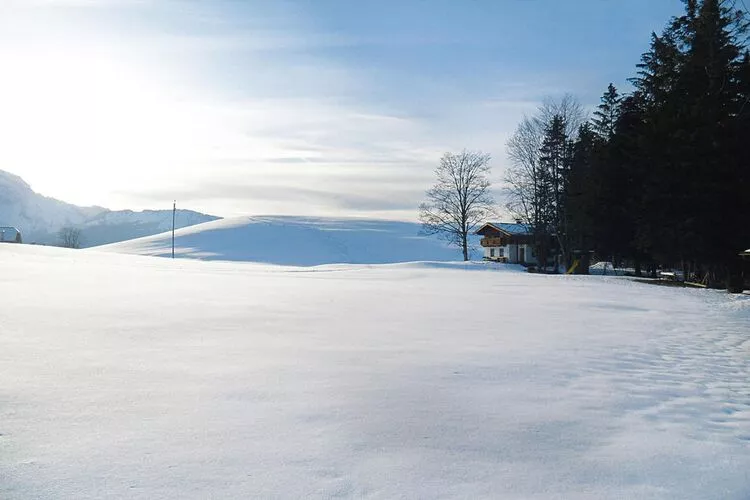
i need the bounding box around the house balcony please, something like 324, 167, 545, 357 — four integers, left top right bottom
480, 237, 505, 247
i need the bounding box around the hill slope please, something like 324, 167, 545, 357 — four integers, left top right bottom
0, 169, 217, 246
95, 216, 474, 265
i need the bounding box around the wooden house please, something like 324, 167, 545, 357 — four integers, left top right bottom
475, 222, 536, 264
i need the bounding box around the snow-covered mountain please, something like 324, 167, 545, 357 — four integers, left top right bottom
96, 215, 477, 265
0, 169, 218, 247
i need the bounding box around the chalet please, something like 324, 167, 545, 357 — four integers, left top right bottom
476, 222, 536, 264
0, 226, 22, 244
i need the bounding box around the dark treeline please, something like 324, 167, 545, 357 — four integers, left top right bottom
506, 0, 750, 289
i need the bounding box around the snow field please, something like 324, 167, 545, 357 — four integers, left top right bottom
0, 244, 748, 499
95, 216, 474, 265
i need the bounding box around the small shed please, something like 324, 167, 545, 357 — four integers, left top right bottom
0, 226, 23, 244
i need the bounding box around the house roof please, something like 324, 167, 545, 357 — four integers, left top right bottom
0, 226, 21, 242
476, 222, 532, 236
740, 249, 750, 257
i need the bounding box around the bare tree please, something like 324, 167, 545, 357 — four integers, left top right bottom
58, 227, 82, 249
419, 150, 495, 261
504, 95, 585, 270
505, 116, 543, 226
505, 117, 556, 269
538, 94, 586, 138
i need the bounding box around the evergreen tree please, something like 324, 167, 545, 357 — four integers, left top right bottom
626, 0, 747, 285
507, 0, 750, 288
664, 0, 747, 282
599, 94, 649, 270
566, 123, 601, 269
592, 84, 621, 139
538, 114, 573, 267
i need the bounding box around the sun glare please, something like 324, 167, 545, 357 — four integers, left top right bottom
0, 44, 214, 207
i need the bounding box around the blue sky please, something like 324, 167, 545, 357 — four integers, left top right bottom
0, 0, 683, 218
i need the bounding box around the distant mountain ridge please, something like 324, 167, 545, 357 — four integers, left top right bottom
0, 169, 219, 247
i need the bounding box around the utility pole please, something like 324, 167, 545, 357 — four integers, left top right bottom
172, 200, 176, 259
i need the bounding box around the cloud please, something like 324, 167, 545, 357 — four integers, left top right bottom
6, 0, 151, 8
125, 182, 421, 215
0, 0, 547, 221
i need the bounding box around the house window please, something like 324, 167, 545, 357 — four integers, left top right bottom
490, 248, 495, 257
498, 248, 504, 257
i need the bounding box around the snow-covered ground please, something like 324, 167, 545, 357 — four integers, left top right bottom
95, 215, 475, 265
1, 244, 749, 499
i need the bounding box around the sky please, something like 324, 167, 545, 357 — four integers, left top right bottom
0, 0, 683, 219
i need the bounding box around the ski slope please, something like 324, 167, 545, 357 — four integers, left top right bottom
94, 216, 474, 265
1, 244, 749, 499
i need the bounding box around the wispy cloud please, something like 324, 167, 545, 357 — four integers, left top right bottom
1, 0, 676, 219
7, 0, 151, 8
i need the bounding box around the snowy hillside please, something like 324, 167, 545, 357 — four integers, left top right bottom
95, 215, 476, 265
0, 169, 217, 246
1, 243, 748, 499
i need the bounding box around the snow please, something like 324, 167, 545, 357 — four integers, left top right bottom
1, 244, 749, 499
589, 261, 626, 276
96, 215, 475, 265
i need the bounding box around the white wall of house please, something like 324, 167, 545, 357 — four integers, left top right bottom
521, 244, 537, 265
484, 243, 538, 265
488, 244, 536, 264
484, 246, 505, 260
508, 244, 518, 263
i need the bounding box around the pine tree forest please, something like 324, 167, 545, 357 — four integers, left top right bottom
505, 0, 750, 290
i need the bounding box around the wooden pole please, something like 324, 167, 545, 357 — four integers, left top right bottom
172, 200, 176, 259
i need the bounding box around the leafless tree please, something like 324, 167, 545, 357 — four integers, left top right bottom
538, 94, 586, 138
58, 227, 82, 249
419, 150, 495, 261
505, 116, 543, 226
504, 95, 585, 270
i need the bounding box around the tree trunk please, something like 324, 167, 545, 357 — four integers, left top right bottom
578, 252, 591, 275
536, 238, 548, 272
727, 259, 744, 293
462, 235, 469, 261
